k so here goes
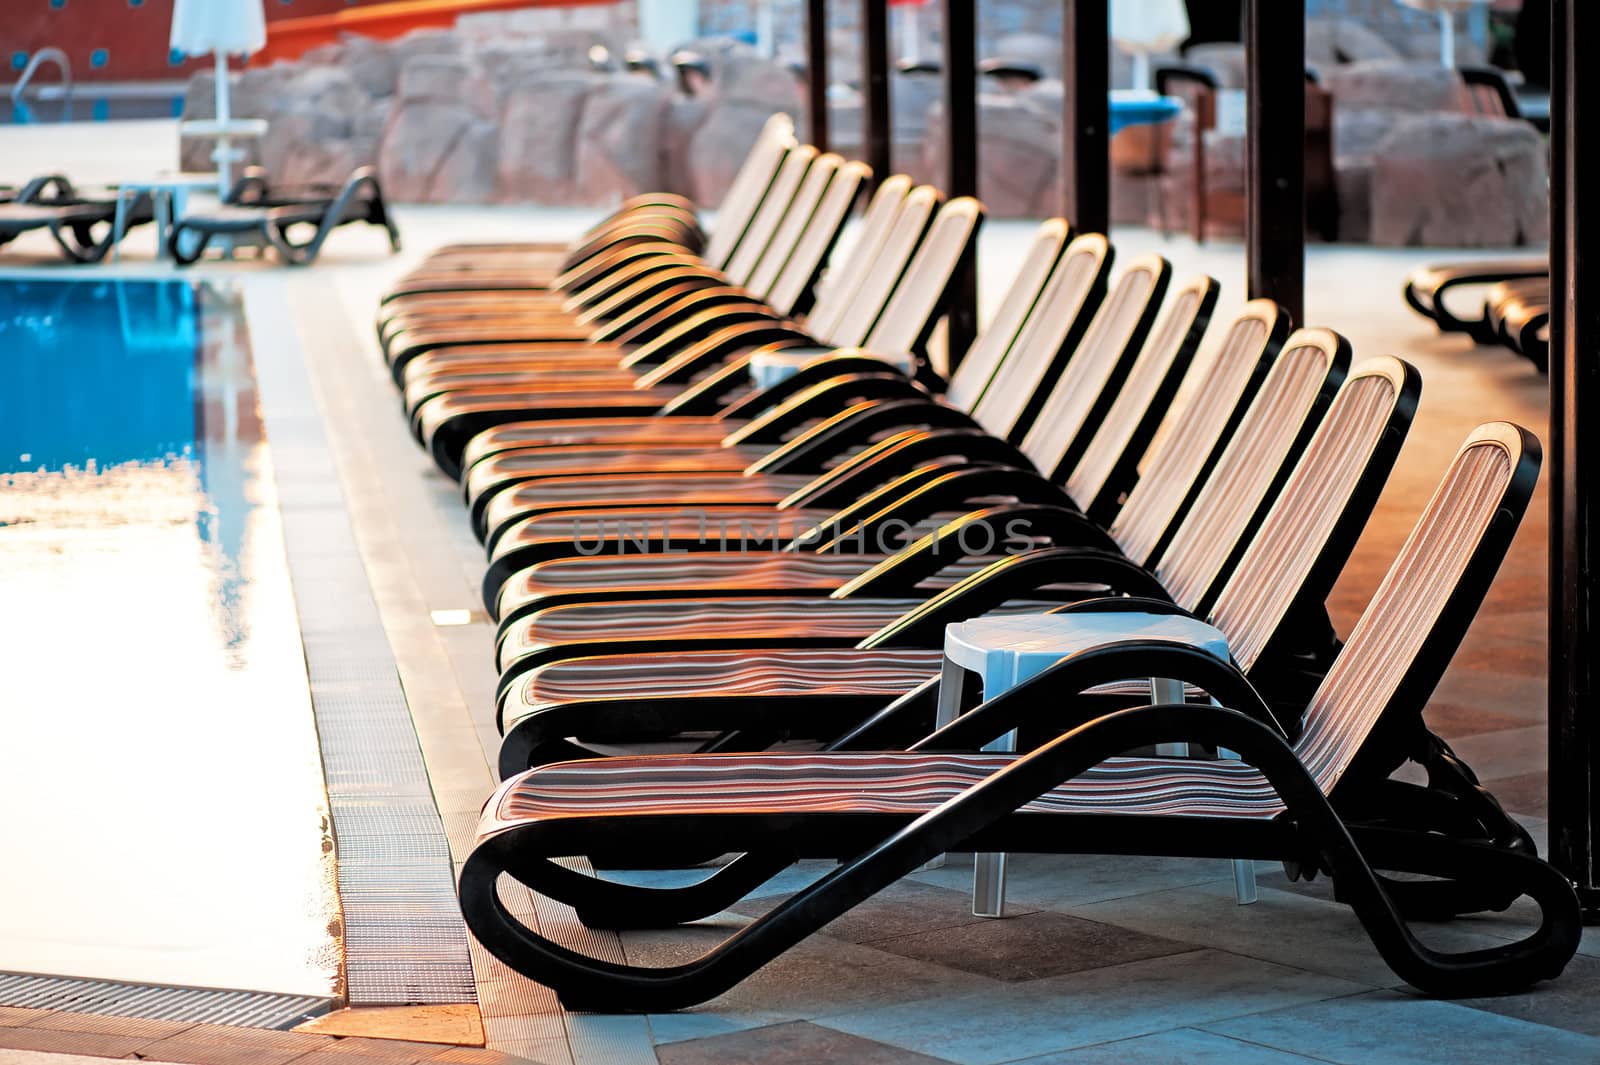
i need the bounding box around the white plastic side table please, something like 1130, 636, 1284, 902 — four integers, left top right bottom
110, 173, 221, 262
748, 347, 916, 390
939, 612, 1259, 916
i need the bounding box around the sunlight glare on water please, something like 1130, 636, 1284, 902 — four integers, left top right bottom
0, 280, 341, 997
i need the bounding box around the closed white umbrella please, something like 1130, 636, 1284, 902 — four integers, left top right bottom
1112, 0, 1190, 91
170, 0, 267, 193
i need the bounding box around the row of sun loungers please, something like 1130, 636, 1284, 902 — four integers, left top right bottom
0, 167, 396, 265
1404, 259, 1552, 370
372, 113, 1579, 1011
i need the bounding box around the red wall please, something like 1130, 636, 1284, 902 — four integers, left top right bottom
2, 0, 393, 82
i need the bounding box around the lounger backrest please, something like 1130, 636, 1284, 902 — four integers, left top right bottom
819, 186, 944, 348
1015, 255, 1172, 479
1064, 275, 1220, 518
805, 176, 918, 341
943, 218, 1072, 413
764, 159, 871, 317
1148, 329, 1351, 611
1206, 356, 1419, 668
856, 196, 986, 355
1107, 300, 1292, 567
966, 233, 1112, 440
744, 152, 844, 302
1292, 422, 1539, 793
724, 144, 819, 287
701, 113, 797, 269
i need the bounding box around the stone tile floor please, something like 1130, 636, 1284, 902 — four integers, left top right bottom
0, 178, 1582, 1062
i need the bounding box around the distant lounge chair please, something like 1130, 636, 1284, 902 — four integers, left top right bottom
460, 421, 1581, 1011
1403, 259, 1548, 343
0, 175, 152, 263
168, 166, 400, 266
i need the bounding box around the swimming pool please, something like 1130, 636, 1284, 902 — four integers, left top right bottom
0, 279, 341, 999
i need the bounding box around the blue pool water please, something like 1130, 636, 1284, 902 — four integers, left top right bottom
0, 279, 199, 471
0, 279, 340, 996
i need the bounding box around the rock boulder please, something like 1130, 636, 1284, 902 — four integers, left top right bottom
1368, 112, 1548, 246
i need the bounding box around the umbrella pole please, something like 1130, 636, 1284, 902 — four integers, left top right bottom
213, 51, 233, 197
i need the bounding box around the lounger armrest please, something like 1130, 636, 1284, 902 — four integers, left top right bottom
832, 506, 1133, 600
604, 284, 771, 343
747, 398, 974, 471
732, 387, 948, 451
910, 645, 1279, 753
826, 675, 945, 750
838, 467, 1073, 544
789, 458, 989, 547
859, 543, 1164, 646
729, 351, 916, 413
639, 318, 809, 385
791, 429, 1034, 509
555, 242, 686, 297
1049, 596, 1192, 617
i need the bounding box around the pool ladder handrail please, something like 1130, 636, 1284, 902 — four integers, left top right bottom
11, 47, 73, 124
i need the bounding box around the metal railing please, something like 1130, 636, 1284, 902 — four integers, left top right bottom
10, 47, 73, 123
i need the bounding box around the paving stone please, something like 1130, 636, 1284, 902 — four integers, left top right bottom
1204, 989, 1600, 1064
866, 910, 1197, 983
657, 1021, 949, 1065
1069, 880, 1510, 988
1451, 952, 1600, 1036
646, 1011, 759, 1047
138, 1035, 324, 1065
1010, 1027, 1325, 1064
620, 916, 998, 1024
0, 1026, 161, 1057
818, 949, 1365, 1064
1473, 770, 1548, 818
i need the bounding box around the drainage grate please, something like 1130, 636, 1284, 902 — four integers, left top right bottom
0, 972, 333, 1029
244, 283, 478, 1006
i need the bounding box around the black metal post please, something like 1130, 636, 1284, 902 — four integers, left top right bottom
1548, 0, 1600, 917
805, 0, 829, 151
1060, 0, 1109, 233
941, 0, 978, 368
1244, 0, 1305, 325
861, 0, 891, 191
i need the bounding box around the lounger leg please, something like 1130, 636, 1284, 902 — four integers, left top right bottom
972, 724, 1018, 918
110, 191, 129, 263
925, 658, 967, 873
1151, 679, 1257, 904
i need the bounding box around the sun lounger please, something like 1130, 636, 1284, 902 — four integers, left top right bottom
167, 166, 400, 266
460, 422, 1575, 1010
1403, 259, 1548, 343
0, 176, 153, 263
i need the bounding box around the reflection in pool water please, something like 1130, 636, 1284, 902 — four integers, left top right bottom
0, 280, 341, 998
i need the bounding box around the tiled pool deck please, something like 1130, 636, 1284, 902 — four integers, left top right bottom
0, 179, 1589, 1063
